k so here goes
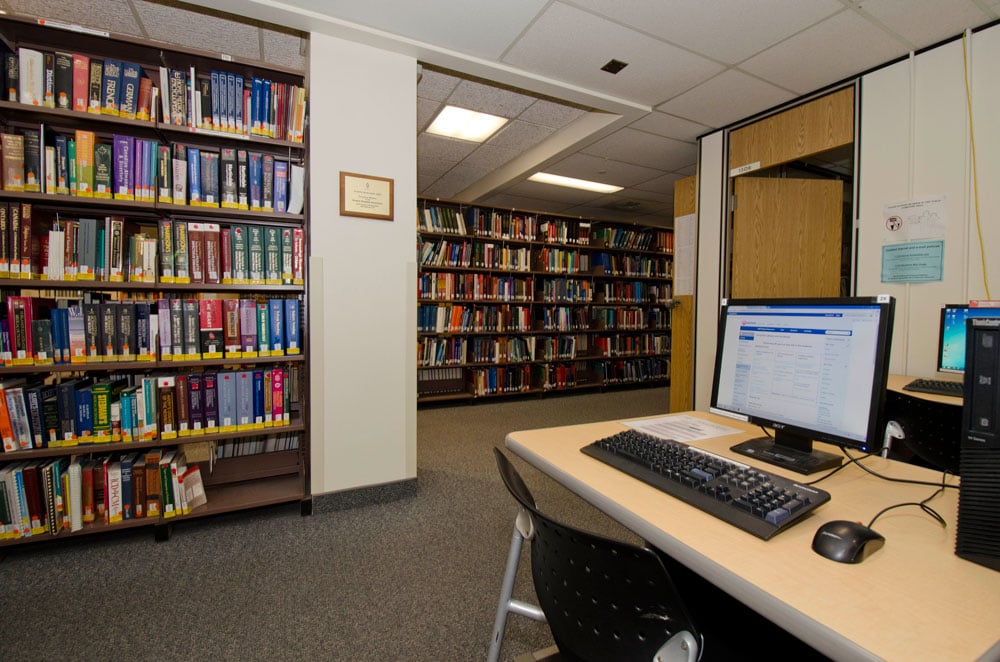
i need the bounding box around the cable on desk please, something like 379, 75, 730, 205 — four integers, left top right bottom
867, 479, 949, 530
840, 448, 959, 490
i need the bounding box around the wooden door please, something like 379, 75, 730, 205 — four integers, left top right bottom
669, 176, 696, 413
731, 177, 842, 298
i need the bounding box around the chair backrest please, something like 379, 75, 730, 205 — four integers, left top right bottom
493, 448, 701, 662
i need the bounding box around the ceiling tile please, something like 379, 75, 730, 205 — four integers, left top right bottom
477, 193, 577, 215
417, 154, 458, 183
581, 128, 697, 172
518, 100, 587, 128
460, 144, 523, 175
418, 133, 478, 163
134, 1, 263, 61
502, 180, 608, 205
571, 0, 844, 65
446, 79, 537, 118
502, 2, 725, 106
547, 152, 667, 188
262, 28, 307, 72
658, 69, 794, 128
486, 120, 556, 151
10, 0, 143, 37
417, 98, 441, 132
634, 172, 688, 195
850, 0, 992, 48
417, 68, 461, 102
283, 0, 548, 59
739, 10, 908, 94
562, 202, 671, 225
628, 112, 712, 142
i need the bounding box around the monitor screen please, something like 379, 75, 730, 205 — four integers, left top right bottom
939, 304, 1000, 373
710, 296, 895, 474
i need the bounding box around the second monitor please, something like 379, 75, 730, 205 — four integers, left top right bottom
710, 296, 895, 474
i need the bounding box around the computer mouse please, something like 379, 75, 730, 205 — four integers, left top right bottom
811, 520, 885, 563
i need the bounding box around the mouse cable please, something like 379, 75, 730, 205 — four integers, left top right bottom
867, 482, 949, 530
839, 447, 960, 490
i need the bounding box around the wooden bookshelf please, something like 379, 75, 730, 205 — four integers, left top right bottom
417, 198, 673, 402
0, 14, 310, 546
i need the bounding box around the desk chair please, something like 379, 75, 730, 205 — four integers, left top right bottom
489, 447, 701, 662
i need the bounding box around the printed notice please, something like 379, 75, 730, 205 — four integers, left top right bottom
625, 414, 742, 444
340, 171, 394, 220
881, 240, 944, 282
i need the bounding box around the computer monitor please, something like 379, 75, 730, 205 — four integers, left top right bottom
938, 304, 1000, 373
710, 296, 895, 475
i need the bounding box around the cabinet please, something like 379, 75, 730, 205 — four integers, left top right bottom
0, 16, 310, 546
417, 198, 673, 403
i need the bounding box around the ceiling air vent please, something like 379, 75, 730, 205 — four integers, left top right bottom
601, 59, 629, 74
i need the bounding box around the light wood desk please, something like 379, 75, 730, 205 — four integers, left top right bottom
506, 411, 1000, 662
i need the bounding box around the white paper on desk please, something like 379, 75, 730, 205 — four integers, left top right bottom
625, 415, 741, 443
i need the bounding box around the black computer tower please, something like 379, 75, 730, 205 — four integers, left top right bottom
956, 318, 1000, 571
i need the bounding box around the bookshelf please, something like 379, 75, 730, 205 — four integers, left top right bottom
417, 198, 673, 403
0, 15, 310, 546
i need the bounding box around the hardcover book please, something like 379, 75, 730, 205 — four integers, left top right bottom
268, 298, 284, 354
1, 133, 24, 191
235, 370, 254, 430
157, 376, 177, 438
74, 130, 95, 196
71, 54, 90, 111
187, 222, 205, 283
255, 302, 270, 356
238, 299, 257, 355
171, 143, 187, 204
231, 224, 248, 283
264, 225, 281, 284
203, 223, 221, 284
53, 51, 73, 110
187, 373, 204, 433
158, 218, 174, 282
261, 154, 274, 211
274, 160, 289, 213
119, 62, 141, 119
284, 297, 301, 354
199, 151, 220, 207
22, 129, 41, 193
218, 370, 236, 431
203, 372, 218, 430
247, 224, 264, 284
87, 58, 103, 113
157, 144, 172, 203
100, 59, 122, 116
198, 298, 224, 357
280, 227, 294, 283
173, 220, 190, 282
116, 301, 137, 360
93, 142, 113, 198
112, 134, 134, 199
17, 48, 44, 106
223, 299, 241, 356
236, 149, 249, 209
220, 147, 238, 208
187, 146, 201, 205
181, 298, 200, 358
248, 151, 263, 211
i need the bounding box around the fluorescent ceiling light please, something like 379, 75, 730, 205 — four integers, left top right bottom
427, 105, 507, 142
528, 172, 624, 194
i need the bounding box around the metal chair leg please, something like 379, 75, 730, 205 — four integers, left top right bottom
488, 514, 545, 662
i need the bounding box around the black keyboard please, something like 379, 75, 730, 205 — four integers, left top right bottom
903, 378, 964, 398
581, 430, 831, 540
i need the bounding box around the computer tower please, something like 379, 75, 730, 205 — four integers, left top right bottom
956, 318, 1000, 571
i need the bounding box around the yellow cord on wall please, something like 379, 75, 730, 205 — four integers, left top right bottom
962, 30, 991, 299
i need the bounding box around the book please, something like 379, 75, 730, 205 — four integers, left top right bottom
87, 58, 103, 113
156, 376, 177, 438
106, 460, 122, 523
187, 222, 205, 282
248, 151, 263, 210
101, 58, 123, 116
173, 220, 190, 282
53, 51, 73, 110
171, 143, 187, 204
218, 370, 236, 431
220, 226, 233, 283
268, 298, 285, 354
132, 456, 145, 518
143, 449, 161, 517
168, 69, 187, 126
287, 164, 305, 214
236, 370, 254, 430
199, 298, 224, 357
231, 224, 248, 283
181, 298, 200, 357
136, 75, 153, 121
68, 53, 89, 111
203, 223, 221, 284
292, 227, 305, 284
247, 224, 264, 284
2, 133, 24, 191
42, 52, 55, 108
93, 141, 113, 198
112, 134, 134, 199
236, 149, 249, 209
264, 225, 281, 284
74, 129, 95, 196
223, 299, 241, 355
285, 297, 301, 354
119, 452, 136, 520
22, 129, 41, 193
203, 372, 218, 430
220, 147, 238, 208
187, 373, 204, 433
187, 146, 201, 204
119, 62, 141, 119
262, 154, 274, 211
157, 144, 173, 203
256, 302, 270, 355
181, 464, 207, 511
239, 299, 257, 355
68, 459, 83, 531
274, 160, 289, 213
18, 48, 44, 106
4, 47, 18, 102
159, 450, 177, 518
200, 150, 220, 207
253, 368, 266, 426
157, 298, 172, 360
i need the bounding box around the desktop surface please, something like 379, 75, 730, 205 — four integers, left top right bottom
505, 411, 1000, 662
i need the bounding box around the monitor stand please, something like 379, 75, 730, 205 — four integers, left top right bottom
730, 429, 843, 475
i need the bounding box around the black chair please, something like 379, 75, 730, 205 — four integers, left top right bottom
488, 447, 701, 662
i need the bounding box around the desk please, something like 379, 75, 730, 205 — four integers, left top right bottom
506, 412, 1000, 662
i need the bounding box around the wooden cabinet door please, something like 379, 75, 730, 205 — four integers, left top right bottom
731, 177, 842, 298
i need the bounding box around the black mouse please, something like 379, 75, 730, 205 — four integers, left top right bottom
811, 520, 885, 563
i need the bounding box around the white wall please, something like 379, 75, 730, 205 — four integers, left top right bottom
694, 131, 725, 411
308, 33, 417, 493
858, 26, 1000, 377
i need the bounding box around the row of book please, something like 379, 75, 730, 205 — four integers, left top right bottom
3, 46, 307, 142
466, 357, 670, 396
1, 295, 301, 368
0, 128, 305, 213
596, 281, 672, 304
593, 358, 670, 384
415, 367, 465, 397
590, 307, 670, 331
534, 247, 591, 274
0, 449, 207, 539
417, 332, 670, 367
417, 239, 532, 272
590, 226, 673, 253
417, 273, 534, 302
591, 253, 671, 278
420, 206, 538, 241
0, 206, 306, 285
0, 365, 296, 452
418, 303, 532, 334
216, 433, 299, 459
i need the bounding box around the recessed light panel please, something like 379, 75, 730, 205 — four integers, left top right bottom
426, 105, 508, 142
528, 172, 623, 193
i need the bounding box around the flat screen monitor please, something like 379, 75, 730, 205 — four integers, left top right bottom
938, 304, 1000, 373
710, 296, 895, 474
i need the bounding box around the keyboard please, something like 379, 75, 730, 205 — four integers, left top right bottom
581, 430, 831, 540
903, 378, 964, 398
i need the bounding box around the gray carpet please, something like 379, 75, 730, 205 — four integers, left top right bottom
0, 387, 668, 661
